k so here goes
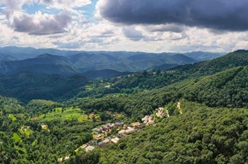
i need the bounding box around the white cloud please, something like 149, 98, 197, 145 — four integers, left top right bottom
40, 0, 91, 9
0, 0, 248, 53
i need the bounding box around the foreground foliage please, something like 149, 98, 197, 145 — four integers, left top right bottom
76, 101, 248, 164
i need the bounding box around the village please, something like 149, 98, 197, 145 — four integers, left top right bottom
57, 105, 175, 162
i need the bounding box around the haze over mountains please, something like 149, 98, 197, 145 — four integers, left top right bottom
0, 49, 244, 103
0, 47, 225, 79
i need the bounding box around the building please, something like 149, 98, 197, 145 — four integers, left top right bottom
85, 145, 95, 152
156, 107, 165, 118
118, 127, 135, 135
115, 122, 124, 128
111, 137, 120, 144
98, 138, 111, 148
131, 122, 141, 127
142, 115, 155, 125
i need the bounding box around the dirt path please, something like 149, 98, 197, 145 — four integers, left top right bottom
177, 102, 182, 114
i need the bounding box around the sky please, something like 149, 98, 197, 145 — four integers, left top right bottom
1, 0, 248, 53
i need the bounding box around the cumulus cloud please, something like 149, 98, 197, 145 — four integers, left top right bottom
38, 0, 91, 9
143, 24, 186, 33
1, 0, 77, 35
97, 0, 248, 31
12, 11, 72, 35
122, 27, 143, 41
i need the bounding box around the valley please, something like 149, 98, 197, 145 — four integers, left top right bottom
0, 49, 248, 164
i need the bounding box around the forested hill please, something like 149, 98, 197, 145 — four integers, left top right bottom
97, 50, 248, 94
0, 50, 248, 163
176, 50, 248, 77
69, 66, 248, 163
0, 72, 89, 103
93, 101, 248, 164
0, 46, 226, 78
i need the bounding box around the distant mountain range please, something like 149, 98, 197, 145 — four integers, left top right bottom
0, 49, 244, 103
0, 46, 225, 79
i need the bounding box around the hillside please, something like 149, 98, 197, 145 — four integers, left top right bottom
89, 101, 248, 164
0, 46, 223, 60
82, 69, 130, 79
0, 54, 80, 75
177, 50, 248, 77
105, 50, 248, 92
0, 72, 88, 102
0, 50, 247, 163
183, 51, 225, 61
0, 52, 196, 77
0, 47, 226, 78
182, 66, 248, 108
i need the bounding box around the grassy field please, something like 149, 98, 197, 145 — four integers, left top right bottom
38, 107, 100, 122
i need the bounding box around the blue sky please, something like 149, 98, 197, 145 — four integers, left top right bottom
0, 0, 248, 52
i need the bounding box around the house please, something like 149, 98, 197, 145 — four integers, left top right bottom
142, 116, 149, 124
118, 130, 126, 135
131, 122, 141, 127
115, 122, 124, 128
98, 138, 111, 148
41, 124, 48, 130
111, 137, 119, 144
89, 113, 95, 117
118, 127, 135, 135
102, 125, 111, 131
105, 85, 111, 88
156, 107, 165, 118
166, 70, 176, 74
125, 127, 135, 134
64, 156, 70, 160
58, 156, 70, 162
85, 145, 95, 152
93, 134, 103, 140
142, 115, 155, 125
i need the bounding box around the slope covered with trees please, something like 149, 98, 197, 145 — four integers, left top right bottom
0, 50, 248, 163
90, 101, 248, 164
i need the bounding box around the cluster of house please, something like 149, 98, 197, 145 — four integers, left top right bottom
58, 142, 97, 162
142, 115, 155, 125
58, 106, 171, 162
92, 122, 124, 140
142, 107, 170, 126
152, 70, 176, 75
91, 122, 142, 148
98, 137, 120, 148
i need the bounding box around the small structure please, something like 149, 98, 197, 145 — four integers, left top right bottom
156, 107, 165, 118
111, 137, 120, 144
115, 122, 124, 128
85, 145, 95, 152
142, 115, 155, 125
93, 134, 104, 140
89, 113, 95, 117
58, 156, 70, 162
131, 122, 141, 127
41, 123, 50, 132
98, 138, 111, 148
118, 127, 135, 135
166, 70, 176, 74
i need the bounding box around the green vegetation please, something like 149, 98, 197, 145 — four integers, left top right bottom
94, 101, 248, 164
0, 50, 248, 163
